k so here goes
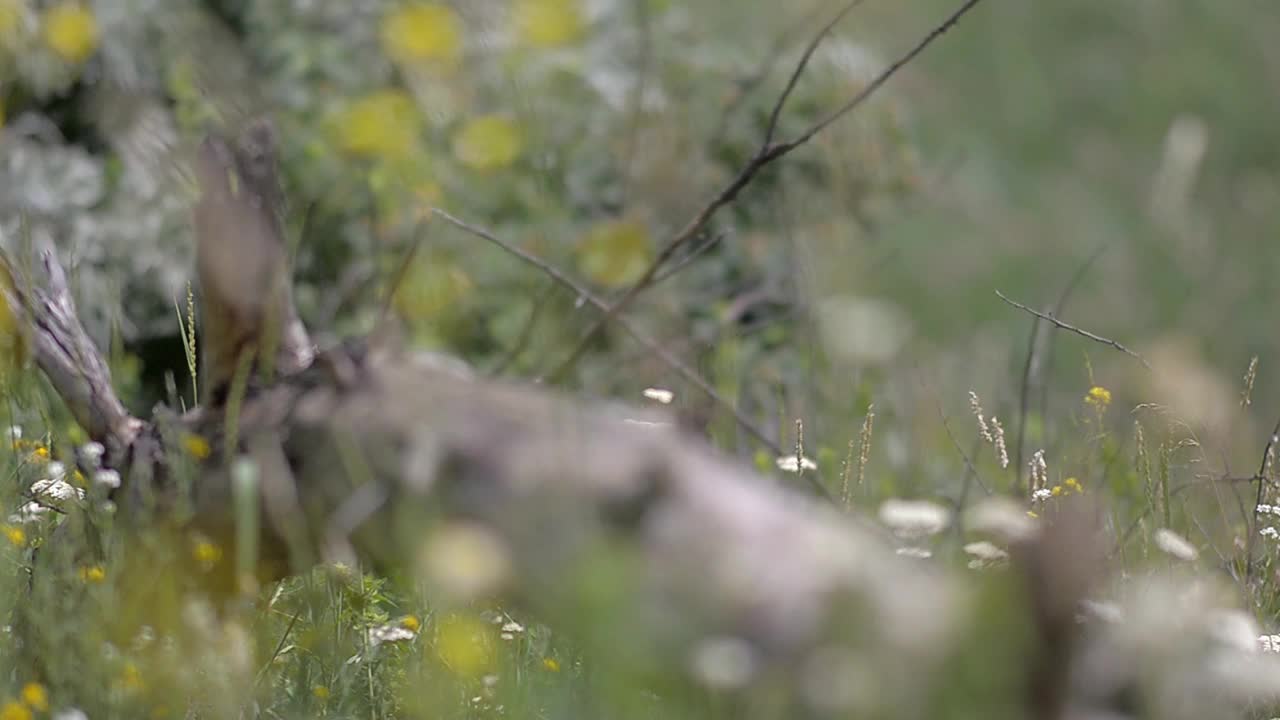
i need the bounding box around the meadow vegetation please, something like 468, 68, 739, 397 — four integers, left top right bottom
2, 0, 1280, 718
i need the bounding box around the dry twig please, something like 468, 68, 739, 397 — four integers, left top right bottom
1013, 245, 1108, 474
544, 0, 990, 382
1245, 414, 1280, 585
995, 289, 1151, 370
432, 209, 835, 500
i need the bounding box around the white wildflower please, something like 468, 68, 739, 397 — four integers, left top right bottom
368, 624, 417, 647
690, 636, 756, 690
879, 499, 951, 539
1032, 488, 1052, 502
6, 425, 22, 441
1080, 599, 1123, 624
1259, 634, 1280, 653
79, 441, 105, 466
8, 502, 50, 524
990, 417, 1009, 468
1261, 526, 1280, 540
642, 388, 674, 404
776, 455, 818, 473
966, 496, 1037, 542
1028, 449, 1047, 493
969, 391, 992, 442
31, 477, 84, 501
1154, 528, 1199, 561
963, 541, 1008, 569
94, 469, 121, 489
896, 546, 933, 559
131, 625, 156, 651
499, 620, 524, 641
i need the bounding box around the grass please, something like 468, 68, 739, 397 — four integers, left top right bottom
3, 338, 1280, 718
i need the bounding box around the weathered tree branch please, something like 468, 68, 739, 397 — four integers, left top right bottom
1, 244, 142, 453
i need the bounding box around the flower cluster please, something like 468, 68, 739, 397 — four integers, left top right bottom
1085, 385, 1112, 408
968, 391, 1008, 468
0, 682, 48, 720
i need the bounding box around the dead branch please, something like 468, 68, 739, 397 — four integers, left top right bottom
545, 0, 989, 382
708, 1, 835, 141
0, 243, 142, 454
194, 119, 314, 405
487, 279, 556, 376
995, 289, 1151, 370
1013, 245, 1108, 474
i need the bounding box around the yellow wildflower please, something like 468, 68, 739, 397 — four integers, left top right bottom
312, 685, 330, 700
42, 3, 97, 63
118, 662, 144, 692
0, 700, 31, 720
452, 115, 523, 172
401, 614, 421, 632
542, 657, 560, 672
20, 683, 47, 712
576, 218, 653, 288
1050, 485, 1062, 497
31, 445, 49, 461
2, 525, 26, 547
380, 3, 462, 65
1085, 385, 1112, 407
181, 433, 211, 460
1064, 477, 1083, 494
513, 0, 584, 48
78, 565, 105, 583
1026, 510, 1039, 519
337, 90, 420, 160
192, 539, 222, 567
436, 613, 495, 678
393, 256, 472, 321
